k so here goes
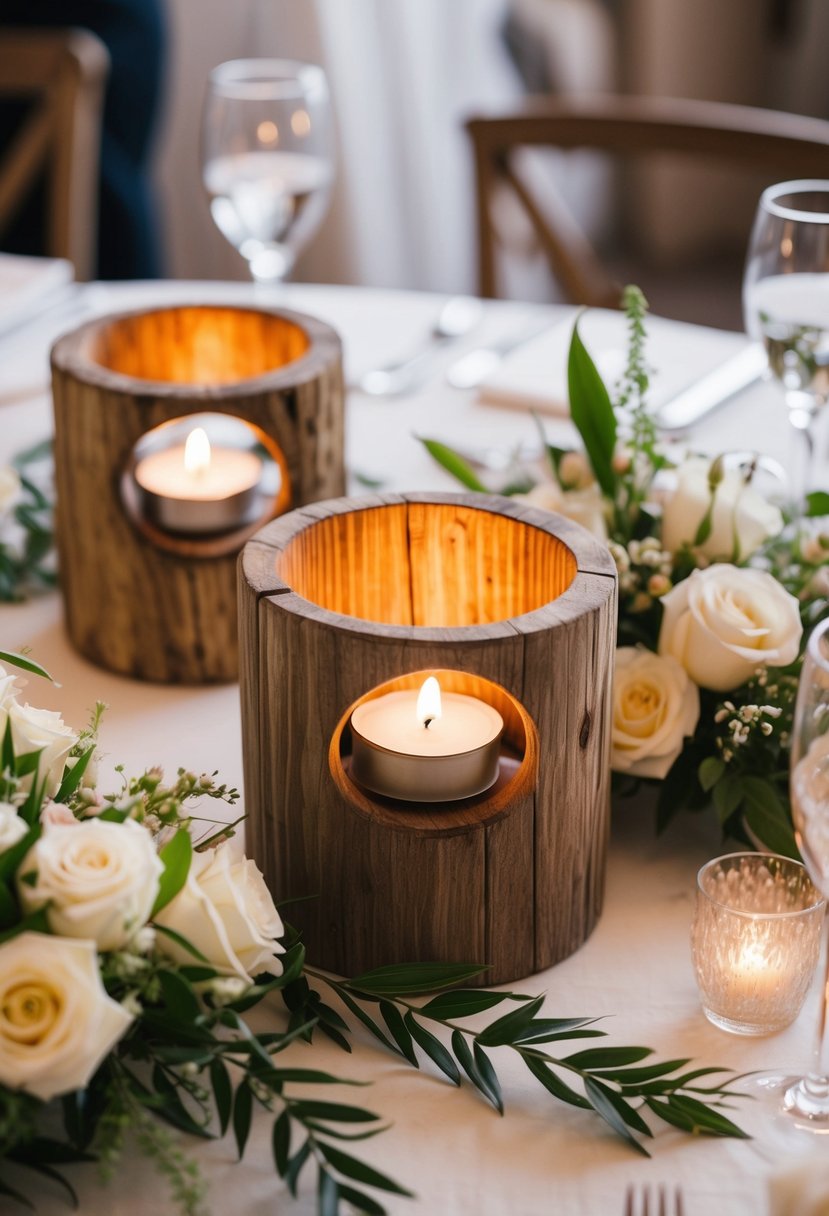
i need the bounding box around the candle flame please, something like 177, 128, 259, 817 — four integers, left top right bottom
416, 676, 442, 728
184, 427, 211, 475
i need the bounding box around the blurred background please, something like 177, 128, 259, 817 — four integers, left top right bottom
5, 0, 829, 327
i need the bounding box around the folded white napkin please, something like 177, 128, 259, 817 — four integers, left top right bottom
770, 1154, 829, 1216
477, 308, 751, 417
0, 253, 73, 338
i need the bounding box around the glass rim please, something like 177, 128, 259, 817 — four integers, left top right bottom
696, 851, 825, 919
208, 58, 328, 102
759, 179, 829, 223
807, 616, 829, 674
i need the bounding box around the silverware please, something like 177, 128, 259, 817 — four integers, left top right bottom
445, 318, 552, 389
623, 1183, 685, 1216
358, 296, 484, 396
656, 343, 767, 431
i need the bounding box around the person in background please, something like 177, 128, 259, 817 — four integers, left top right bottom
0, 0, 166, 279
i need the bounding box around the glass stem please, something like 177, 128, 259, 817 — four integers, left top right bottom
785, 914, 829, 1120
785, 393, 815, 505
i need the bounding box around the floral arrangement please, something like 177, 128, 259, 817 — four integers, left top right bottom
0, 650, 749, 1215
0, 441, 54, 601
423, 287, 829, 855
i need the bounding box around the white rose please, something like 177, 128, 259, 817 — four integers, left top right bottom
0, 802, 27, 850
155, 842, 284, 982
659, 564, 803, 692
524, 480, 608, 539
0, 932, 132, 1101
611, 648, 700, 779
662, 456, 783, 560
18, 819, 163, 950
6, 702, 77, 797
0, 663, 18, 709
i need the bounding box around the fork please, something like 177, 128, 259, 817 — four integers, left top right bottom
623, 1184, 685, 1216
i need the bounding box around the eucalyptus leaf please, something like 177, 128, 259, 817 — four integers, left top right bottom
336, 1183, 388, 1215
584, 1078, 650, 1155
0, 650, 51, 681
284, 1139, 311, 1197
272, 1110, 290, 1176
475, 993, 546, 1047
521, 1053, 591, 1110
233, 1081, 253, 1160
404, 1012, 460, 1085
289, 1101, 380, 1124
317, 1143, 415, 1197
348, 961, 488, 996
380, 1000, 418, 1066
419, 989, 527, 1020
151, 829, 193, 917
210, 1059, 233, 1137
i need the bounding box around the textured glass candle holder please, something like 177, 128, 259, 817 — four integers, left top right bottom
691, 853, 824, 1035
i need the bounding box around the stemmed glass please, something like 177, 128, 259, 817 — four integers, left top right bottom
201, 59, 334, 285
743, 180, 829, 499
744, 615, 829, 1149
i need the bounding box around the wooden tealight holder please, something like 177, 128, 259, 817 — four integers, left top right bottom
240, 492, 617, 984
51, 303, 344, 683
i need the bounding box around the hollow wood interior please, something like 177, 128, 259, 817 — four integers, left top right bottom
277, 502, 577, 625
329, 669, 538, 834
86, 305, 310, 384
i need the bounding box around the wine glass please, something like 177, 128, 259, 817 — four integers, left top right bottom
743, 180, 829, 499
201, 59, 334, 285
741, 615, 829, 1151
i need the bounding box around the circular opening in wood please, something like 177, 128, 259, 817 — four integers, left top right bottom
329, 669, 538, 835
276, 502, 577, 626
121, 412, 291, 558
87, 305, 310, 384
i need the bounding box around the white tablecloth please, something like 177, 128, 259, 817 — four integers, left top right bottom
0, 282, 824, 1216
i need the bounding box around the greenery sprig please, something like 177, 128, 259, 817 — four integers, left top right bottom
0, 440, 55, 602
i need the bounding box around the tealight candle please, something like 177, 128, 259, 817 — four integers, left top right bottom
134, 427, 264, 535
691, 852, 824, 1035
350, 676, 504, 802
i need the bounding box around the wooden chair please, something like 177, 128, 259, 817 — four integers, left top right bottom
0, 28, 109, 280
467, 95, 829, 316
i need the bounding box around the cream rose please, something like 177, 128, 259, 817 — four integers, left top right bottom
523, 480, 608, 540
0, 932, 132, 1101
155, 842, 284, 982
661, 456, 783, 560
18, 819, 163, 951
659, 564, 803, 692
0, 802, 27, 850
612, 648, 700, 779
6, 702, 77, 797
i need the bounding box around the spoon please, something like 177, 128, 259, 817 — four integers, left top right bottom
358, 296, 483, 396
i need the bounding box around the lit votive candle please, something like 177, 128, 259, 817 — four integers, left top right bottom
349, 676, 504, 803
134, 426, 264, 535
691, 852, 824, 1035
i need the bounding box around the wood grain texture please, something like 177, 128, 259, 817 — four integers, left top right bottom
51, 304, 344, 683
239, 494, 617, 983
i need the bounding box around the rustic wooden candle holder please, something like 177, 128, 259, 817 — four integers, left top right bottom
51, 303, 344, 683
239, 492, 617, 984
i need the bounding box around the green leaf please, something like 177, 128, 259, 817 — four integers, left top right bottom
0, 1174, 35, 1210
806, 491, 829, 517
567, 319, 617, 498
304, 1123, 389, 1143
211, 1059, 233, 1136
521, 1052, 591, 1109
336, 1183, 388, 1215
646, 1094, 749, 1139
563, 1047, 652, 1069
233, 1081, 253, 1160
328, 983, 397, 1055
379, 1001, 418, 1066
272, 1110, 290, 1175
290, 1101, 380, 1124
157, 968, 201, 1023
285, 1139, 311, 1197
418, 439, 487, 492
741, 778, 799, 857
54, 746, 94, 803
149, 1065, 213, 1140
712, 775, 744, 823
698, 757, 725, 794
0, 822, 39, 881
151, 829, 193, 916
267, 1069, 366, 1087
597, 1058, 691, 1085
317, 1143, 414, 1197
404, 1012, 460, 1085
0, 650, 51, 681
451, 1030, 503, 1114
476, 993, 545, 1046
0, 905, 50, 944
419, 989, 528, 1020
348, 961, 488, 997
512, 1025, 606, 1046
584, 1077, 651, 1155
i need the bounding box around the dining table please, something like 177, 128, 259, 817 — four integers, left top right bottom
0, 276, 826, 1216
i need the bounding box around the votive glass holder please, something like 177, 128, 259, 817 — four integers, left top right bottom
691, 852, 824, 1035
